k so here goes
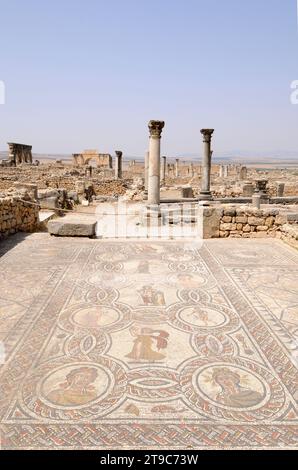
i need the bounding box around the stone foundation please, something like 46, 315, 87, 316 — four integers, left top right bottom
218, 206, 296, 239
217, 206, 298, 243
0, 194, 39, 239
198, 204, 298, 247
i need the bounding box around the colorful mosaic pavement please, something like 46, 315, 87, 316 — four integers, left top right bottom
0, 233, 297, 449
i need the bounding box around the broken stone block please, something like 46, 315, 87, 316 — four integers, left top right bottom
48, 218, 96, 237
39, 197, 59, 209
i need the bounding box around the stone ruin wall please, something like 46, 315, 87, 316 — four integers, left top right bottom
0, 194, 39, 240
0, 164, 128, 197
218, 206, 290, 239
200, 205, 297, 246
73, 151, 112, 169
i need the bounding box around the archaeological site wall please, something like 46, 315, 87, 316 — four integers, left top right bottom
0, 194, 39, 239
200, 205, 298, 245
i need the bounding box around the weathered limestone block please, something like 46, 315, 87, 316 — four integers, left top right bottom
242, 184, 254, 197
262, 208, 279, 217
222, 216, 232, 223
219, 231, 229, 238
67, 191, 79, 203
48, 218, 97, 237
265, 216, 275, 227
229, 232, 242, 238
245, 208, 263, 217
223, 208, 236, 217
235, 215, 248, 224
14, 183, 38, 200
37, 189, 59, 199
243, 224, 251, 232
275, 214, 288, 225
248, 216, 265, 226
39, 197, 59, 209
220, 223, 237, 231
257, 225, 269, 231
161, 187, 194, 199
286, 213, 298, 224
198, 207, 223, 239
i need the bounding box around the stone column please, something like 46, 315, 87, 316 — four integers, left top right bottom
189, 163, 194, 177
115, 150, 123, 179
147, 120, 165, 207
144, 151, 149, 196
252, 194, 261, 209
175, 159, 179, 178
219, 165, 224, 178
167, 163, 171, 177
277, 182, 285, 197
199, 129, 214, 199
239, 166, 247, 180
224, 165, 228, 178
161, 156, 166, 185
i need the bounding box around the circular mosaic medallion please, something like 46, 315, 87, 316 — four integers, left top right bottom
58, 302, 131, 334
22, 357, 127, 420
168, 302, 239, 335
166, 272, 210, 289
87, 271, 128, 288
41, 364, 110, 408
180, 357, 286, 421
196, 364, 266, 409
72, 306, 120, 328
179, 306, 228, 328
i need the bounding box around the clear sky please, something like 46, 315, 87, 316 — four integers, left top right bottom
0, 0, 297, 158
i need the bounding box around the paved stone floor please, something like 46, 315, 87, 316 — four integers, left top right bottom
0, 233, 297, 449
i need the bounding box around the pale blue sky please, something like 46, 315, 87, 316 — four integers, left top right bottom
0, 0, 297, 157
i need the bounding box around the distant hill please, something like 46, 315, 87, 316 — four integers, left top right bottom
0, 150, 297, 164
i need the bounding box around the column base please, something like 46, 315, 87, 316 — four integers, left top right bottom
198, 192, 213, 201
254, 191, 269, 204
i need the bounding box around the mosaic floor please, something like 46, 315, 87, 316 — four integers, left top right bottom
0, 233, 297, 449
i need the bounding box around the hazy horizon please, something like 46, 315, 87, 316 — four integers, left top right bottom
0, 0, 298, 156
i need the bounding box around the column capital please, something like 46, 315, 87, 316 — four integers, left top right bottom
115, 150, 122, 158
148, 120, 165, 139
200, 129, 214, 143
